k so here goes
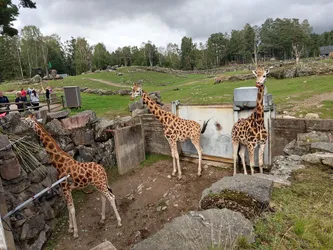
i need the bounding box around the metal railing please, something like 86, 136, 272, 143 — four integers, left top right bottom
0, 95, 65, 114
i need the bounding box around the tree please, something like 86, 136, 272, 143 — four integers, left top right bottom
0, 0, 36, 36
180, 36, 195, 70
64, 37, 76, 75
20, 25, 44, 77
74, 37, 92, 74
290, 19, 312, 64
0, 35, 22, 79
207, 33, 228, 66
92, 43, 109, 70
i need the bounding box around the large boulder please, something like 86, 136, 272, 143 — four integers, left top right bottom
301, 152, 333, 168
30, 74, 42, 83
199, 174, 273, 219
61, 110, 96, 130
94, 118, 115, 142
131, 209, 254, 250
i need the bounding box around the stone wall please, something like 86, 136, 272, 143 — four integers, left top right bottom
271, 118, 333, 158
0, 111, 136, 250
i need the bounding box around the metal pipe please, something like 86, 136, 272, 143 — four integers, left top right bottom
2, 174, 70, 220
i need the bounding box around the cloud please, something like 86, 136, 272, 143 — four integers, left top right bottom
12, 0, 333, 51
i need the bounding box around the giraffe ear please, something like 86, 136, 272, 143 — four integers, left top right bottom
265, 69, 270, 75
252, 70, 257, 77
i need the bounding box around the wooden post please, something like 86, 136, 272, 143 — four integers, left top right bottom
0, 178, 16, 250
47, 99, 50, 112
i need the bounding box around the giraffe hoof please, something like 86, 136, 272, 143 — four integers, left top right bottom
197, 173, 202, 177
117, 222, 122, 227
172, 172, 176, 177
73, 233, 79, 239
99, 219, 105, 224
177, 176, 182, 180
68, 228, 74, 233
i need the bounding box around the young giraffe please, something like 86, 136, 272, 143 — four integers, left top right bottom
22, 114, 122, 238
131, 83, 211, 180
231, 66, 269, 176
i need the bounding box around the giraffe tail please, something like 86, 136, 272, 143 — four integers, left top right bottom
201, 117, 213, 134
107, 186, 113, 194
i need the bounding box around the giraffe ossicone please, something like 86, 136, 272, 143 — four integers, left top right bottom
131, 83, 211, 180
231, 66, 269, 176
23, 113, 122, 238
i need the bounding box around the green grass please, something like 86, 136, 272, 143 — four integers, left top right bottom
139, 153, 172, 168
2, 66, 333, 118
252, 166, 333, 250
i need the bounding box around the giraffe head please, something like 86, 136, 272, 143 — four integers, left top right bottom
252, 66, 269, 88
23, 113, 37, 128
130, 83, 143, 100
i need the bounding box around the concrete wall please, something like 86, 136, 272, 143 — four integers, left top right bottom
114, 123, 146, 175
140, 114, 172, 156
271, 118, 333, 158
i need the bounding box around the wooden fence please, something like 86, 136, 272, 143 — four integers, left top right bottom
0, 94, 64, 114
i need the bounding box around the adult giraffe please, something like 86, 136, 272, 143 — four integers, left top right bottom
231, 66, 269, 176
131, 83, 211, 180
22, 114, 122, 238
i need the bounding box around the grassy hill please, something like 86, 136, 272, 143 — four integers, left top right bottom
2, 65, 333, 119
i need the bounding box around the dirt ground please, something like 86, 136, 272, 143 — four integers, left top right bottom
47, 159, 232, 250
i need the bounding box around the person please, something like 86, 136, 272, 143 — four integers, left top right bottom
30, 90, 40, 110
27, 87, 32, 101
0, 91, 10, 115
45, 87, 50, 101
21, 88, 27, 99
15, 92, 26, 112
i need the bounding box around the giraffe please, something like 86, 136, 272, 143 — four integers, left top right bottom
231, 66, 269, 176
131, 83, 211, 180
22, 114, 122, 238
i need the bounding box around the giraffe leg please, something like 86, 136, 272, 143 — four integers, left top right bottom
68, 202, 78, 238
247, 145, 255, 175
167, 138, 177, 176
238, 145, 248, 175
100, 195, 106, 224
174, 144, 182, 180
68, 205, 73, 233
100, 189, 122, 227
232, 141, 239, 176
192, 137, 203, 177
258, 143, 265, 174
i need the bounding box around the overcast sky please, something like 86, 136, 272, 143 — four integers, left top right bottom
12, 0, 333, 51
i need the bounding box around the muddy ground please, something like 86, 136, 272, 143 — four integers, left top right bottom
47, 159, 232, 250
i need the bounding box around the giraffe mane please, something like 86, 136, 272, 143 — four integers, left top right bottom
34, 120, 72, 158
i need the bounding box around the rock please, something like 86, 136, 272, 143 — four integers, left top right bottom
253, 173, 291, 186
90, 241, 117, 250
0, 137, 21, 180
55, 136, 74, 151
20, 214, 46, 240
301, 152, 333, 168
117, 72, 123, 76
310, 142, 333, 153
77, 145, 97, 162
30, 74, 42, 83
269, 155, 305, 185
47, 110, 70, 120
45, 119, 70, 136
41, 202, 55, 221
29, 167, 47, 183
97, 139, 116, 168
0, 113, 30, 134
25, 224, 51, 250
94, 118, 115, 142
132, 108, 148, 117
131, 209, 254, 250
71, 129, 95, 146
200, 174, 273, 212
61, 110, 97, 130
297, 131, 332, 143
115, 89, 131, 96
129, 101, 144, 112
305, 113, 320, 119
35, 149, 51, 165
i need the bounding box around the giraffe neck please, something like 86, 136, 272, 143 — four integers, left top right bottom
32, 121, 70, 170
250, 86, 265, 123
141, 91, 167, 123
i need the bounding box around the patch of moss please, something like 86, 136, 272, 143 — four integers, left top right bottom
201, 189, 267, 220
